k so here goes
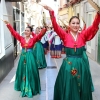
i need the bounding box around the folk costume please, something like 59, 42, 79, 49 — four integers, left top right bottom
49, 10, 100, 100
32, 33, 47, 69
49, 32, 62, 58
6, 24, 47, 98
49, 31, 56, 51
41, 31, 49, 54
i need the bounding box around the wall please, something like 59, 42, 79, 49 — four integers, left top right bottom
0, 1, 14, 82
73, 0, 98, 61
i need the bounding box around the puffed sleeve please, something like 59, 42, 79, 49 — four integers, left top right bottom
33, 28, 47, 43
82, 12, 100, 41
6, 24, 21, 41
49, 10, 67, 41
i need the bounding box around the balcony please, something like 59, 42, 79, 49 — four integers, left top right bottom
62, 0, 83, 7
36, 0, 41, 3
70, 0, 83, 5
5, 0, 27, 2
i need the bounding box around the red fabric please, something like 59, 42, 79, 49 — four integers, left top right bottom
66, 26, 70, 33
49, 10, 100, 48
32, 32, 42, 40
32, 32, 36, 37
7, 24, 47, 48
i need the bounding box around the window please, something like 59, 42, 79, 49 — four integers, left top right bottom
87, 13, 92, 46
13, 7, 20, 58
21, 12, 25, 32
86, 12, 93, 53
13, 8, 20, 33
13, 6, 25, 58
36, 0, 41, 3
98, 0, 100, 5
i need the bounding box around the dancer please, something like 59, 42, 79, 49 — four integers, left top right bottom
33, 27, 47, 69
41, 26, 49, 54
43, 5, 100, 100
49, 31, 62, 58
49, 27, 55, 58
4, 21, 47, 98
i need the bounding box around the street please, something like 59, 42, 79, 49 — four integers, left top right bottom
0, 53, 100, 100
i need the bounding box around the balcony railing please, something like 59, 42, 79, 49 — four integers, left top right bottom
70, 0, 84, 5
36, 0, 41, 3
5, 0, 27, 2
61, 0, 84, 8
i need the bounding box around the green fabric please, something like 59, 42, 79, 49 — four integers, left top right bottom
14, 49, 41, 98
33, 42, 47, 69
54, 47, 94, 100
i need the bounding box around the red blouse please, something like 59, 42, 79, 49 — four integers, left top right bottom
7, 24, 47, 49
32, 32, 42, 41
32, 32, 36, 37
49, 10, 100, 48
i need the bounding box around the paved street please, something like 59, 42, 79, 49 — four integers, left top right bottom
0, 52, 100, 100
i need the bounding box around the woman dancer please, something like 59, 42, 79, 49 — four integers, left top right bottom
33, 27, 47, 69
43, 5, 100, 100
4, 21, 47, 98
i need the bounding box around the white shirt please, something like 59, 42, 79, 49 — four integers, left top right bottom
49, 32, 61, 45
45, 31, 50, 41
41, 36, 45, 44
41, 31, 49, 44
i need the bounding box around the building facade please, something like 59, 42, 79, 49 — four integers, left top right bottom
12, 2, 25, 57
58, 0, 100, 64
24, 0, 43, 28
0, 0, 25, 83
24, 0, 59, 28
73, 0, 100, 64
58, 0, 74, 26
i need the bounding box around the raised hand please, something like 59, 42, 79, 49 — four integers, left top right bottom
98, 11, 100, 14
43, 5, 53, 11
4, 20, 9, 25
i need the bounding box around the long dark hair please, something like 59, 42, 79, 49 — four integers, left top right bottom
26, 26, 33, 32
69, 16, 80, 24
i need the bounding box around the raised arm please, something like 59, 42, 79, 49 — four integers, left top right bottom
32, 32, 36, 37
4, 21, 21, 41
49, 10, 67, 41
43, 5, 67, 41
33, 28, 47, 43
82, 12, 100, 41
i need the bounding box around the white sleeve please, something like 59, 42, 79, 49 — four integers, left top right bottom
48, 32, 55, 41
47, 33, 50, 41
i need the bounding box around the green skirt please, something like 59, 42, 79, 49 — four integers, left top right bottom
54, 47, 94, 100
14, 48, 41, 98
33, 42, 47, 69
